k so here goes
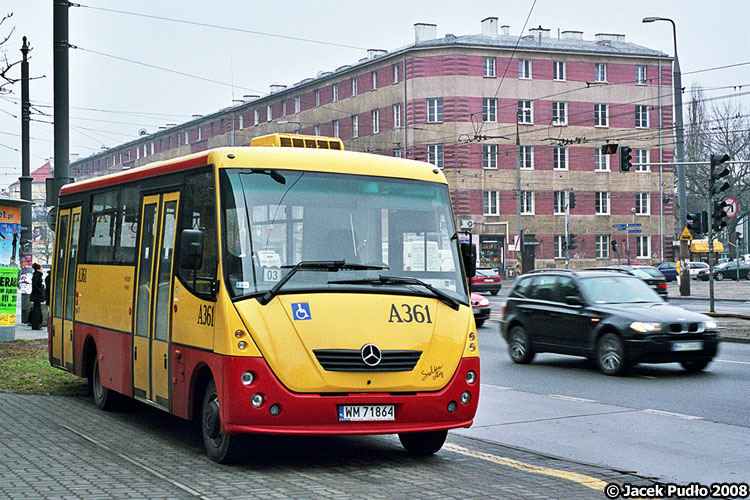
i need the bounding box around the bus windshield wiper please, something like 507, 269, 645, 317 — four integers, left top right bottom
328, 275, 461, 311
257, 260, 388, 305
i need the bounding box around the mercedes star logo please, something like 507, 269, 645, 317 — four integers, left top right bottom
360, 344, 382, 367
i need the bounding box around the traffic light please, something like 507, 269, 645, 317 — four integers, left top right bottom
568, 234, 578, 250
610, 239, 618, 252
562, 238, 567, 251
713, 198, 731, 232
687, 211, 708, 235
619, 146, 632, 172
569, 192, 576, 209
709, 153, 730, 197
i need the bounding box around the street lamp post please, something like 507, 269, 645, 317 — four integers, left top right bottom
643, 16, 690, 295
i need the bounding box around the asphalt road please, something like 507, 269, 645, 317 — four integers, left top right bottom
468, 320, 750, 483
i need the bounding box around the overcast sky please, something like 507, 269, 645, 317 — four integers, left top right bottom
1, 0, 749, 189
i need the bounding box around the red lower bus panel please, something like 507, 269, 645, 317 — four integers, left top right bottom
74, 324, 133, 398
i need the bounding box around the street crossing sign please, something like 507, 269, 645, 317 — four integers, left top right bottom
679, 226, 693, 241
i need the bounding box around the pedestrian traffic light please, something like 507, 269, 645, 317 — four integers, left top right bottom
568, 234, 578, 250
569, 192, 576, 209
709, 153, 730, 197
601, 144, 618, 155
619, 146, 632, 172
713, 198, 731, 232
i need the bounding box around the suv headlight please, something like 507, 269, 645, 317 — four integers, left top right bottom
630, 322, 662, 333
703, 320, 717, 330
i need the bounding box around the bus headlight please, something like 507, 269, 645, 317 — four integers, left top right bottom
241, 371, 255, 386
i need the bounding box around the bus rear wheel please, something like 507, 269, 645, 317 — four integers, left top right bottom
201, 379, 243, 464
90, 356, 117, 411
398, 429, 448, 455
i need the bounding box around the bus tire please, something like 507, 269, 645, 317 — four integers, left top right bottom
201, 379, 243, 464
90, 356, 117, 411
398, 429, 448, 455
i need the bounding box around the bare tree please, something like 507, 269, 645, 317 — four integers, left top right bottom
684, 85, 750, 251
0, 12, 20, 95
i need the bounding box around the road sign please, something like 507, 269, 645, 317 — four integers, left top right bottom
627, 229, 642, 233
679, 226, 693, 241
626, 223, 641, 227
612, 224, 627, 229
723, 196, 738, 218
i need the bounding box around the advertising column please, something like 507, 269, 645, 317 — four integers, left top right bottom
0, 204, 21, 341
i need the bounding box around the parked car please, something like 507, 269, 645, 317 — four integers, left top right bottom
688, 261, 709, 280
500, 269, 719, 375
471, 268, 502, 295
471, 292, 490, 328
697, 261, 750, 281
589, 265, 668, 299
657, 262, 677, 282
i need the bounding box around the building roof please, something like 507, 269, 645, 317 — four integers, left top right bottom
8, 161, 52, 188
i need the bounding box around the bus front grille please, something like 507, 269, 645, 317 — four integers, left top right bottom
313, 349, 422, 372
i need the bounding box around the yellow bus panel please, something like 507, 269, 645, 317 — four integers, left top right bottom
75, 265, 134, 333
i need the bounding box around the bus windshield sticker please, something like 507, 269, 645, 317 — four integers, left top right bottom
236, 281, 250, 289
263, 267, 281, 282
291, 303, 311, 321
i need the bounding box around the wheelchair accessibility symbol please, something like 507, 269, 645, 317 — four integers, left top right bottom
291, 303, 311, 321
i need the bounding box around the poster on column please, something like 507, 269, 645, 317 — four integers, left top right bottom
0, 206, 21, 326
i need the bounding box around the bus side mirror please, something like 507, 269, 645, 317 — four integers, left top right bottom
179, 229, 204, 270
461, 242, 476, 279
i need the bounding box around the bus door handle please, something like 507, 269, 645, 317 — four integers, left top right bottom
163, 354, 167, 369
134, 346, 137, 360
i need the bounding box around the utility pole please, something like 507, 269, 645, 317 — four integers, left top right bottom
52, 0, 71, 212
19, 37, 33, 324
515, 111, 522, 275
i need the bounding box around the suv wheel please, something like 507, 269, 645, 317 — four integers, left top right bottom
596, 333, 629, 376
507, 325, 535, 364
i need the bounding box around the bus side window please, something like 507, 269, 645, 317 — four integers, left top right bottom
177, 172, 217, 297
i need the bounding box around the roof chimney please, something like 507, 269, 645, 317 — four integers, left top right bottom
414, 23, 437, 43
595, 33, 625, 43
367, 49, 387, 59
561, 30, 583, 40
270, 84, 287, 94
243, 94, 260, 102
481, 17, 498, 37
529, 25, 551, 42
501, 25, 510, 36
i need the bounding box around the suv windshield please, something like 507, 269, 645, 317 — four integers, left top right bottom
220, 169, 466, 302
579, 275, 662, 304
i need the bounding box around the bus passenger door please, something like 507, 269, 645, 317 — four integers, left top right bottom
51, 207, 81, 371
133, 193, 179, 410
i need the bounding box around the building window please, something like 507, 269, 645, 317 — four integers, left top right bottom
266, 105, 272, 122
294, 96, 301, 113
352, 115, 359, 138
484, 57, 496, 77
394, 149, 402, 158
594, 103, 609, 127
595, 149, 611, 171
553, 146, 568, 170
553, 61, 566, 81
520, 145, 534, 170
282, 100, 287, 117
483, 190, 499, 215
554, 191, 567, 215
596, 235, 610, 259
393, 103, 401, 129
518, 100, 533, 124
520, 191, 534, 215
636, 105, 649, 128
428, 144, 444, 168
636, 192, 650, 215
483, 144, 498, 169
635, 149, 649, 171
595, 192, 610, 215
427, 98, 443, 123
238, 115, 244, 129
372, 109, 379, 134
332, 83, 339, 102
333, 120, 339, 138
595, 63, 607, 82
315, 89, 320, 107
636, 235, 651, 259
554, 235, 564, 259
483, 98, 497, 122
372, 71, 378, 90
393, 64, 400, 84
552, 102, 567, 126
184, 131, 189, 144
636, 65, 647, 85
519, 59, 532, 79
254, 109, 259, 126
352, 77, 358, 96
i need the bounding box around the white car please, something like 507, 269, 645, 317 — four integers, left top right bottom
688, 261, 709, 279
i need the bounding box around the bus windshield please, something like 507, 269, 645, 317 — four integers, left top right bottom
220, 169, 467, 303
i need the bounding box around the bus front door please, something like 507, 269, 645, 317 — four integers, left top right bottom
133, 192, 179, 410
51, 206, 81, 371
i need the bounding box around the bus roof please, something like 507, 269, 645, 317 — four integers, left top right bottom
59, 147, 447, 196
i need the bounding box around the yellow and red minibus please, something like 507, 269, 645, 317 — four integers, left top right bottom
50, 134, 479, 463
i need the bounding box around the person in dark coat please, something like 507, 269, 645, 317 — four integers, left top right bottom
30, 263, 44, 330
45, 269, 51, 305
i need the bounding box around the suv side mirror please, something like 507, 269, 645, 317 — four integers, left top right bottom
461, 242, 476, 278
179, 229, 204, 270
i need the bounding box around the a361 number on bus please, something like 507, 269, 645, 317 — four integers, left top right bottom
197, 304, 214, 326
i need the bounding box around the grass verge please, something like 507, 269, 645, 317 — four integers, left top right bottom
0, 339, 88, 396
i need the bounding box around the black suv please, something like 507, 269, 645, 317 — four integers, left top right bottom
500, 269, 719, 375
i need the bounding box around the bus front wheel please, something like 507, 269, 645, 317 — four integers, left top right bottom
201, 379, 243, 464
398, 429, 448, 455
